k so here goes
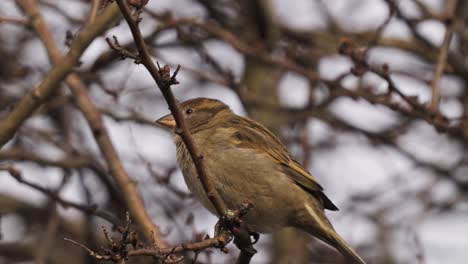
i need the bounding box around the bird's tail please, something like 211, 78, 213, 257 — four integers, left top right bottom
302, 203, 366, 264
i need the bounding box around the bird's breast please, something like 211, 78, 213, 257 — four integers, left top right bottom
173, 131, 301, 233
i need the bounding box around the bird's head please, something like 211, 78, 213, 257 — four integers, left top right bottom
156, 98, 232, 132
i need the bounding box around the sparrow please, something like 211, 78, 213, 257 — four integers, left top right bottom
157, 97, 365, 264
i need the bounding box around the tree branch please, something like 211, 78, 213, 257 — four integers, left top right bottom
430, 0, 458, 111
113, 0, 228, 217
14, 0, 165, 246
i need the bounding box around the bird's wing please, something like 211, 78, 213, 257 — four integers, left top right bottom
226, 116, 338, 211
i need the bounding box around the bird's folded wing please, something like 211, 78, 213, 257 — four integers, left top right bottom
226, 116, 338, 211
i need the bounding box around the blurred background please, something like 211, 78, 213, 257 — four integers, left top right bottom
0, 0, 467, 263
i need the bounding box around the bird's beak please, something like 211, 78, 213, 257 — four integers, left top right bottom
155, 114, 176, 128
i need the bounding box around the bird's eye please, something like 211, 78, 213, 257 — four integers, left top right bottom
185, 108, 193, 115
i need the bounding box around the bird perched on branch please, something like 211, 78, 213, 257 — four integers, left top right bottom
156, 97, 365, 264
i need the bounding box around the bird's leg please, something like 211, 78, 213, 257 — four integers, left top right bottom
233, 225, 258, 264
233, 226, 257, 254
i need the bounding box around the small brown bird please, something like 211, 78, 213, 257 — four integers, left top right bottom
157, 98, 365, 264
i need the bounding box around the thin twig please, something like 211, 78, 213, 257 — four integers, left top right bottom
127, 232, 232, 257
113, 0, 228, 217
64, 238, 112, 261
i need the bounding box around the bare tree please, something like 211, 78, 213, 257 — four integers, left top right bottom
0, 0, 467, 263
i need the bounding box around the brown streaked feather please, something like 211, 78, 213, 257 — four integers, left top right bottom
180, 98, 229, 114
224, 116, 339, 211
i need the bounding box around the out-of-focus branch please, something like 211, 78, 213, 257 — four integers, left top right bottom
0, 147, 123, 205
192, 21, 318, 82
338, 38, 468, 140
430, 0, 458, 111
99, 107, 157, 126
0, 241, 85, 264
1, 165, 120, 224
0, 148, 105, 172
34, 173, 70, 264
145, 11, 318, 82
0, 193, 82, 236
0, 16, 28, 25
385, 0, 468, 77
0, 2, 120, 147
87, 0, 100, 25
15, 0, 165, 246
